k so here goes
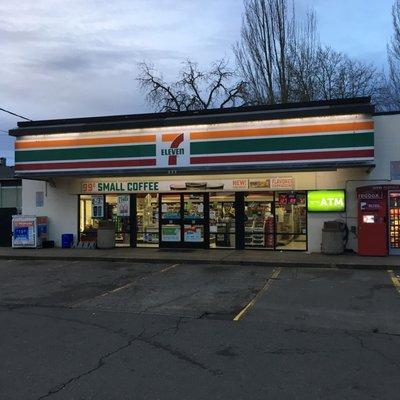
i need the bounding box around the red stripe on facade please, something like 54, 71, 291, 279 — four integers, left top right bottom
190, 149, 374, 164
15, 158, 156, 171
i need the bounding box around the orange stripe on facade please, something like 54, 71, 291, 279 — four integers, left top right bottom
15, 134, 156, 149
190, 121, 374, 140
161, 133, 182, 142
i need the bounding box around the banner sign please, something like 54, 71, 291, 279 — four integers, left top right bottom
307, 190, 346, 212
81, 177, 294, 194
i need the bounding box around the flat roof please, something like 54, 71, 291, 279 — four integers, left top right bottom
9, 97, 374, 137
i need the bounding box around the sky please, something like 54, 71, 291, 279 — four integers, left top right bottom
0, 0, 395, 164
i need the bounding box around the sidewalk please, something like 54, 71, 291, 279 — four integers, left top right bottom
0, 247, 398, 269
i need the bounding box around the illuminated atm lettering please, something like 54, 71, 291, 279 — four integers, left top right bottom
320, 197, 344, 207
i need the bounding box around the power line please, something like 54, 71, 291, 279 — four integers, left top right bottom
0, 129, 9, 134
0, 107, 32, 121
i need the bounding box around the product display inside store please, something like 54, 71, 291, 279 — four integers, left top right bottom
136, 194, 159, 247
245, 193, 274, 248
244, 192, 307, 250
210, 193, 235, 248
275, 192, 307, 251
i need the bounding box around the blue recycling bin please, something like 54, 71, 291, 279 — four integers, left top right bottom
61, 233, 74, 248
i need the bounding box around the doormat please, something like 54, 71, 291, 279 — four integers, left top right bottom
158, 248, 195, 253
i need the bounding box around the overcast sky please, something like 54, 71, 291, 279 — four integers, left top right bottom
0, 0, 395, 164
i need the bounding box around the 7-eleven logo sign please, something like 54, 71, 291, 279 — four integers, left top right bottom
157, 132, 189, 168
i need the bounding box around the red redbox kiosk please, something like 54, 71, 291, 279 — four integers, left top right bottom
357, 186, 388, 256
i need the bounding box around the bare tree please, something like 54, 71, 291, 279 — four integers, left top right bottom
137, 59, 248, 112
235, 0, 378, 105
287, 9, 319, 102
234, 0, 313, 104
314, 46, 378, 100
379, 0, 400, 110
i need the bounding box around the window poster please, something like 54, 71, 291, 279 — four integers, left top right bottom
92, 195, 104, 218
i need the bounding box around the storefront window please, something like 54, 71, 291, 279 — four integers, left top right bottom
275, 192, 307, 251
79, 195, 100, 243
78, 188, 307, 251
245, 193, 275, 249
105, 195, 131, 247
137, 194, 159, 247
210, 193, 235, 248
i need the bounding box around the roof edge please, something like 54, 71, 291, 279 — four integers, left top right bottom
10, 97, 374, 137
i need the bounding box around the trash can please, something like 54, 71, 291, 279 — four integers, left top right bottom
321, 221, 347, 255
61, 233, 74, 248
97, 220, 115, 249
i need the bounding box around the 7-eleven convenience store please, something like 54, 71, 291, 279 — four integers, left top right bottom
10, 98, 376, 252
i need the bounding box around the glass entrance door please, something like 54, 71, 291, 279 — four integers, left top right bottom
159, 193, 208, 248
160, 194, 182, 246
183, 193, 206, 245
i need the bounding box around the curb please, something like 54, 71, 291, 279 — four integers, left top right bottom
0, 254, 393, 270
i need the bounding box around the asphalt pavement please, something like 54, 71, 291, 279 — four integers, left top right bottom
0, 259, 399, 399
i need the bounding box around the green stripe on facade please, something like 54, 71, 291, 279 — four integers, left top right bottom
15, 144, 156, 163
190, 132, 374, 155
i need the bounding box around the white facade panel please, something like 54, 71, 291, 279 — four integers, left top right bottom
22, 178, 77, 247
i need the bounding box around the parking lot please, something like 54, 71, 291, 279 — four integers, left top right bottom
1, 259, 400, 399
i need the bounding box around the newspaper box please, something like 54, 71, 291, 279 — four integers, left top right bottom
12, 215, 48, 248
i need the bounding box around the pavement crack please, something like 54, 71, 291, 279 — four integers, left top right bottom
11, 308, 130, 339
139, 336, 222, 376
36, 329, 145, 399
345, 330, 400, 369
263, 347, 336, 355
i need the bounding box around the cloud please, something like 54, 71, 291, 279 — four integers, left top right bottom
0, 0, 394, 166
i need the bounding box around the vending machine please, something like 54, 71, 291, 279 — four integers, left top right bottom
388, 191, 400, 255
357, 187, 388, 256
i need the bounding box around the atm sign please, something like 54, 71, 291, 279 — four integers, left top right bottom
307, 190, 345, 212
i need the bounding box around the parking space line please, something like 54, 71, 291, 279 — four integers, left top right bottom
233, 267, 282, 322
98, 263, 181, 298
388, 270, 400, 296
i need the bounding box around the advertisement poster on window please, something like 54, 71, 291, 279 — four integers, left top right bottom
184, 226, 203, 242
117, 195, 130, 217
91, 195, 104, 218
161, 225, 181, 242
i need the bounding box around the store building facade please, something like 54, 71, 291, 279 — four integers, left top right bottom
11, 98, 385, 253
